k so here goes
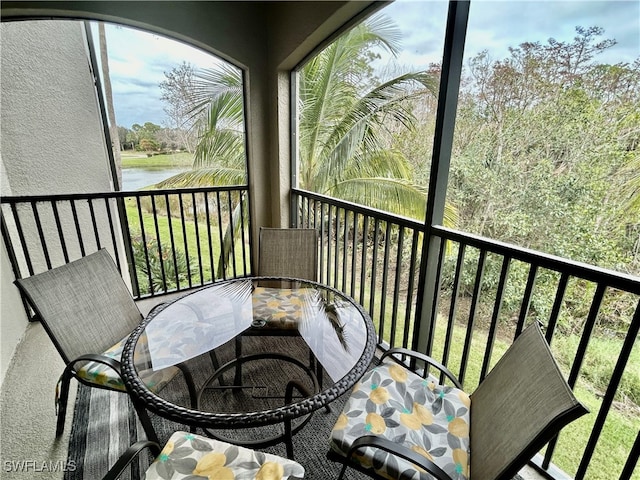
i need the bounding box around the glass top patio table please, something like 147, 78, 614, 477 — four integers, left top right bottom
121, 276, 376, 438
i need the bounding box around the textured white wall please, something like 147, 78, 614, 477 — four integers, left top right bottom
0, 20, 113, 384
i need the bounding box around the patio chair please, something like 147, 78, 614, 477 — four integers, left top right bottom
14, 249, 197, 443
328, 322, 588, 480
231, 228, 320, 381
258, 227, 319, 283
102, 430, 305, 479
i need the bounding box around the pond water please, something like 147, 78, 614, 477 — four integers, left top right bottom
121, 166, 190, 191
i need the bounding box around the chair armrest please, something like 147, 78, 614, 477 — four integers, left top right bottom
345, 435, 453, 480
102, 440, 161, 480
67, 353, 122, 373
380, 348, 462, 388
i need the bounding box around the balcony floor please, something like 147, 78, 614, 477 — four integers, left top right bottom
1, 311, 546, 480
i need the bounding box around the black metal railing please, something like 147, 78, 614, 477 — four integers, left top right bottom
1, 186, 252, 300
293, 188, 639, 480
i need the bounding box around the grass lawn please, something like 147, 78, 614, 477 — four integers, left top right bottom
124, 199, 250, 292
121, 151, 194, 168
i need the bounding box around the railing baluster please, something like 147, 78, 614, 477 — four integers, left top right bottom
516, 263, 538, 336
165, 193, 179, 289
443, 242, 466, 375
192, 192, 204, 284
619, 429, 640, 480
426, 237, 446, 356
459, 248, 486, 385
215, 191, 226, 280
350, 211, 358, 298
136, 196, 153, 295
8, 203, 34, 277
150, 195, 167, 293
369, 218, 380, 337
103, 198, 120, 269
319, 202, 326, 285
88, 198, 101, 250
70, 200, 85, 257
342, 209, 349, 291
403, 229, 419, 350
546, 272, 569, 344
238, 191, 248, 276
389, 226, 405, 348
378, 221, 392, 345
178, 193, 192, 288
204, 192, 215, 282
31, 201, 51, 270
359, 215, 369, 308
327, 204, 333, 286
480, 255, 511, 380
51, 201, 69, 264
226, 191, 237, 278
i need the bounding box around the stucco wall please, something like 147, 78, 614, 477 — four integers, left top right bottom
0, 20, 113, 384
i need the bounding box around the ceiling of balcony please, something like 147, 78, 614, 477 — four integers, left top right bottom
1, 1, 384, 71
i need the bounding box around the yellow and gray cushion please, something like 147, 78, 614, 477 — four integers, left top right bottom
330, 360, 470, 480
145, 431, 305, 479
251, 287, 313, 329
76, 334, 177, 393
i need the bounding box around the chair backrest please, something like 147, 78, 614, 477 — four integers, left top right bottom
258, 227, 319, 281
14, 249, 143, 364
470, 323, 588, 480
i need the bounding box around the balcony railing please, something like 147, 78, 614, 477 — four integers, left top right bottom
2, 186, 638, 479
1, 186, 251, 300
293, 187, 639, 480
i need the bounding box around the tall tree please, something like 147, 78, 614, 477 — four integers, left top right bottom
159, 61, 199, 153
98, 23, 122, 189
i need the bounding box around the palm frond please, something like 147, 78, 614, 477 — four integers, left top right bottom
152, 166, 246, 188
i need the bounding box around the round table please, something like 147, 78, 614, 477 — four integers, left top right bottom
121, 276, 376, 458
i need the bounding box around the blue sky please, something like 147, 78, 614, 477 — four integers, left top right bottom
100, 0, 639, 129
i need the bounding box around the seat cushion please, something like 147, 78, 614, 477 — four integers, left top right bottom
330, 359, 471, 480
251, 287, 315, 330
76, 333, 178, 392
145, 431, 305, 479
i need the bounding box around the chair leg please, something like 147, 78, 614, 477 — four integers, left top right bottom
177, 362, 198, 434
234, 337, 243, 386
55, 370, 73, 437
132, 398, 160, 445
337, 461, 350, 480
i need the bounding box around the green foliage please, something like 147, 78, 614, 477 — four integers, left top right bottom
131, 233, 194, 294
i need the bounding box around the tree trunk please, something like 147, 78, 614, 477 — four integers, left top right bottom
98, 23, 122, 189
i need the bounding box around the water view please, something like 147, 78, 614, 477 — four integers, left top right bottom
121, 166, 189, 191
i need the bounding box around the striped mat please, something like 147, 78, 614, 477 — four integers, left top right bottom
64, 337, 524, 480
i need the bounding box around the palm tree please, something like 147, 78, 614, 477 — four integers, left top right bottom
157, 14, 456, 275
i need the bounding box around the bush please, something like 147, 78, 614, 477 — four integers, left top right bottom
131, 234, 194, 295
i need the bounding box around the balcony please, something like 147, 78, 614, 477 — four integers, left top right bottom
1, 1, 638, 479
1, 186, 638, 479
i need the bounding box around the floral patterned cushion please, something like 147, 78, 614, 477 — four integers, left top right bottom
251, 287, 315, 329
76, 334, 178, 393
329, 359, 470, 480
145, 431, 305, 479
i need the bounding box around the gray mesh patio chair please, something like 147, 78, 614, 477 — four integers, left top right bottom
14, 249, 197, 443
329, 322, 588, 480
258, 227, 319, 282
233, 227, 319, 383
102, 430, 305, 480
